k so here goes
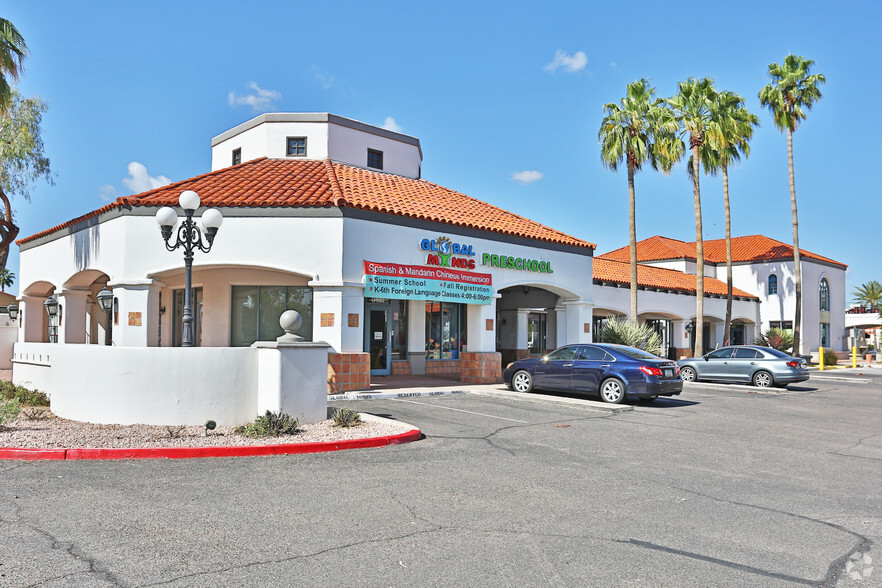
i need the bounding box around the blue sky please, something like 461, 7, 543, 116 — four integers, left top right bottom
5, 1, 879, 306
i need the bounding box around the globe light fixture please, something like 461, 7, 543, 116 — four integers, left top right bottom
155, 190, 223, 347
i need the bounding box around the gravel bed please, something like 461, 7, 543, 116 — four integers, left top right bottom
0, 408, 413, 449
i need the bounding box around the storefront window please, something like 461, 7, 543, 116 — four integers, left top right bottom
391, 300, 408, 360
425, 302, 467, 360
231, 285, 313, 346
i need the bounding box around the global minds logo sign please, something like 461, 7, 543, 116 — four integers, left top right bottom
420, 236, 476, 269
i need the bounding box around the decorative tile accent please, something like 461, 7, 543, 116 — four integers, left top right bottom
348, 313, 359, 327
128, 312, 142, 327
485, 318, 494, 331
321, 313, 335, 327
584, 322, 590, 334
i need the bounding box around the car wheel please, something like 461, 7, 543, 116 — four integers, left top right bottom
680, 366, 697, 382
752, 370, 773, 388
599, 378, 626, 404
511, 370, 533, 393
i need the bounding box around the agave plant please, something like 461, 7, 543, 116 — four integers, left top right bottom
597, 318, 664, 357
754, 328, 794, 353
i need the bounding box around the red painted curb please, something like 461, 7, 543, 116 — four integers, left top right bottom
0, 428, 422, 461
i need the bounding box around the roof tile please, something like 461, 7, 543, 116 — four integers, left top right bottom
18, 158, 594, 250
593, 257, 759, 299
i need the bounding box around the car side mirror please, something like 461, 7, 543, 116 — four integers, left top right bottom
703, 355, 709, 361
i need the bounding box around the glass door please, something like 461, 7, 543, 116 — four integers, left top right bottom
365, 302, 391, 375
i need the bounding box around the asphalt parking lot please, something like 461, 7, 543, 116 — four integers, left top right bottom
0, 371, 880, 587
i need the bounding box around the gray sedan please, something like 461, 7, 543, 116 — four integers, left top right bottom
677, 345, 810, 388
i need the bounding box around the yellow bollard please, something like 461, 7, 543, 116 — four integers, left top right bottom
819, 346, 825, 371
853, 346, 857, 368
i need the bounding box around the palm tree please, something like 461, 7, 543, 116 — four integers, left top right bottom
759, 55, 825, 356
598, 79, 681, 324
667, 77, 719, 355
852, 281, 882, 310
0, 268, 12, 292
688, 91, 759, 343
0, 18, 28, 112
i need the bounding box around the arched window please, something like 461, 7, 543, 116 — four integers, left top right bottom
768, 274, 778, 295
819, 278, 830, 311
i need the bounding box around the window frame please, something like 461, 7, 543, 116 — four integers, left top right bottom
768, 274, 778, 295
286, 137, 307, 158
232, 148, 242, 166
367, 148, 384, 170
819, 278, 830, 311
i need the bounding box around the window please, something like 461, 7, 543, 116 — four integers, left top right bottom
768, 274, 778, 295
733, 348, 760, 359
425, 301, 466, 359
820, 323, 830, 347
819, 278, 830, 311
546, 346, 578, 361
232, 148, 241, 165
230, 285, 313, 346
706, 348, 734, 359
286, 137, 307, 157
367, 148, 383, 170
770, 320, 793, 331
578, 346, 610, 361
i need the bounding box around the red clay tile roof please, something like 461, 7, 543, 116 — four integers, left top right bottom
593, 257, 759, 299
18, 158, 595, 250
599, 235, 845, 268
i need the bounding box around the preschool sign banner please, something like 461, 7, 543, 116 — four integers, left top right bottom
363, 261, 493, 305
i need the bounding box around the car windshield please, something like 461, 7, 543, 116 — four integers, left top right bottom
610, 346, 660, 360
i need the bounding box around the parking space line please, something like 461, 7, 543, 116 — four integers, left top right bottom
390, 398, 530, 423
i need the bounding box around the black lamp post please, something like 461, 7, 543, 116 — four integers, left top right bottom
155, 191, 223, 347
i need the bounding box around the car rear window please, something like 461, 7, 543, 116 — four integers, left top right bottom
611, 346, 660, 360
761, 348, 790, 358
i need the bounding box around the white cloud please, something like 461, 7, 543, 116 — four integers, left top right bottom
511, 170, 544, 184
544, 50, 588, 73
382, 117, 402, 133
310, 65, 335, 89
121, 162, 172, 194
227, 81, 282, 111
98, 184, 118, 202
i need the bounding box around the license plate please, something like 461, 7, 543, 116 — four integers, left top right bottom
664, 369, 674, 377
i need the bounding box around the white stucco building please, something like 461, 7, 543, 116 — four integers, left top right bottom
14, 113, 598, 394
599, 235, 848, 355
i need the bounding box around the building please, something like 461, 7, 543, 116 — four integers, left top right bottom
599, 235, 848, 355
15, 113, 597, 392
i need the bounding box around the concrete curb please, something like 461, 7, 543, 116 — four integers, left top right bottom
0, 417, 422, 461
329, 390, 469, 401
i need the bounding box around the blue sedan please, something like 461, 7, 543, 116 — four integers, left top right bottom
503, 343, 683, 404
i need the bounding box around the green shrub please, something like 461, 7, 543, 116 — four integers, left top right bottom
0, 397, 20, 427
754, 328, 794, 353
0, 381, 49, 407
822, 348, 838, 366
235, 410, 301, 438
332, 407, 363, 428
597, 318, 664, 356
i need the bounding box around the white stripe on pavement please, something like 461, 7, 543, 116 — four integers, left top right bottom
390, 398, 530, 423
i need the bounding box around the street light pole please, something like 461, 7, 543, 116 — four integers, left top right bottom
155, 191, 223, 347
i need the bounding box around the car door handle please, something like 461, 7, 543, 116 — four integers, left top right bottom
562, 363, 573, 367
600, 364, 610, 368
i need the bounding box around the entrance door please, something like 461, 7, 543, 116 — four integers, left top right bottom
365, 303, 391, 375
173, 287, 203, 347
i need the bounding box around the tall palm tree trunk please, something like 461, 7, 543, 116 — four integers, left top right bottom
627, 160, 638, 324
788, 128, 802, 355
0, 187, 19, 273
692, 142, 704, 354
723, 164, 733, 344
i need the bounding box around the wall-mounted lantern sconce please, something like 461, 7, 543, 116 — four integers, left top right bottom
44, 295, 61, 343
685, 322, 694, 336
96, 287, 114, 313
522, 286, 529, 296
6, 301, 17, 321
